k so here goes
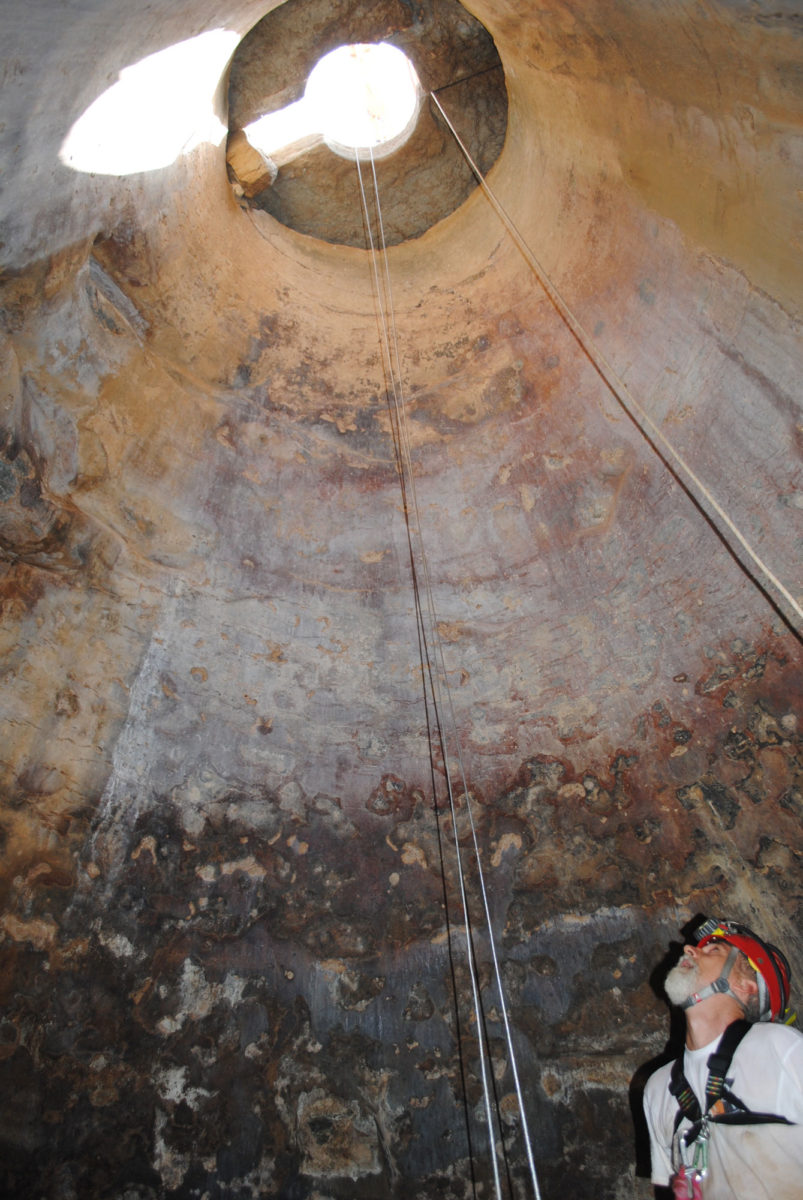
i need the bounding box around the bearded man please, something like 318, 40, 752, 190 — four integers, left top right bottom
643, 917, 803, 1199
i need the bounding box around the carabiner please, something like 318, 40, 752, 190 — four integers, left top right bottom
691, 1118, 709, 1178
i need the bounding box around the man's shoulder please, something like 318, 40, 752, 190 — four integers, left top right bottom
738, 1021, 803, 1074
753, 1021, 801, 1039
644, 1057, 674, 1103
741, 1022, 803, 1052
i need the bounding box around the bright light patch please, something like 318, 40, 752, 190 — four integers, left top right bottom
60, 30, 240, 176
244, 99, 314, 165
306, 43, 420, 152
244, 42, 421, 164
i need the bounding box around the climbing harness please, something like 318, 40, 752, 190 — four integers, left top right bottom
350, 78, 800, 1197
668, 1018, 793, 1196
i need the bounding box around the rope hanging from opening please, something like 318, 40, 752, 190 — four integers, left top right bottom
355, 147, 544, 1200
429, 91, 802, 638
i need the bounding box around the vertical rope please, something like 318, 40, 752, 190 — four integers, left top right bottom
429, 91, 802, 637
365, 145, 544, 1200
356, 148, 544, 1200
356, 149, 505, 1200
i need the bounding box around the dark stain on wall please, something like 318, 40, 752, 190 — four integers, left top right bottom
0, 629, 799, 1198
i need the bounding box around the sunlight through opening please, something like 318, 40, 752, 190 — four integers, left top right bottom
245, 42, 421, 165
307, 43, 421, 154
60, 30, 239, 176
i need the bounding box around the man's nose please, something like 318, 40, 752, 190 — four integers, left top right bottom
683, 943, 698, 959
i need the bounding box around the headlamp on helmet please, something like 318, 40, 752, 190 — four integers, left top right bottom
693, 917, 792, 1023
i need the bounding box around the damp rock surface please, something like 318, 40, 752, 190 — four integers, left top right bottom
1, 0, 801, 1197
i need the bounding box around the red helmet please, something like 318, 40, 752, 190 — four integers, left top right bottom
693, 917, 792, 1022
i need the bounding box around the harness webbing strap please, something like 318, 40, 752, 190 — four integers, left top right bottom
704, 1019, 752, 1112
669, 1019, 793, 1145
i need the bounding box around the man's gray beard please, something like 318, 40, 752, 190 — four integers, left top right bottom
664, 959, 700, 1006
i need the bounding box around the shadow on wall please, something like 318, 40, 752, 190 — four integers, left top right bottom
630, 939, 688, 1192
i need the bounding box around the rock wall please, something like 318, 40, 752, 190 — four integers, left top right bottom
1, 1, 801, 1197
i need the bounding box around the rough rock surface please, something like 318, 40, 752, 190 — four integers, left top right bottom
1, 1, 801, 1197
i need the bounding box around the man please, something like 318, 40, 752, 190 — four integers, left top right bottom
644, 916, 803, 1199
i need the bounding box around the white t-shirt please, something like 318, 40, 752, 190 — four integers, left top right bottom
644, 1022, 803, 1199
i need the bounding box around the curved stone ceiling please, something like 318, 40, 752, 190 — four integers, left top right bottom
0, 2, 801, 1197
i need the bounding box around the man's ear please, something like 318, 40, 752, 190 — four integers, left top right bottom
732, 971, 759, 1004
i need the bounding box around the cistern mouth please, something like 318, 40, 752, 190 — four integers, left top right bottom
225, 0, 508, 247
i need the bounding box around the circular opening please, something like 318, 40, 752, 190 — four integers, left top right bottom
226, 0, 508, 248
305, 43, 421, 159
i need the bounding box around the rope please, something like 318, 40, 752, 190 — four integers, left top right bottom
355, 150, 503, 1200
356, 147, 543, 1200
429, 92, 803, 636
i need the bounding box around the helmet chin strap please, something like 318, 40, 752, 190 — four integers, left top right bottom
680, 946, 743, 1011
